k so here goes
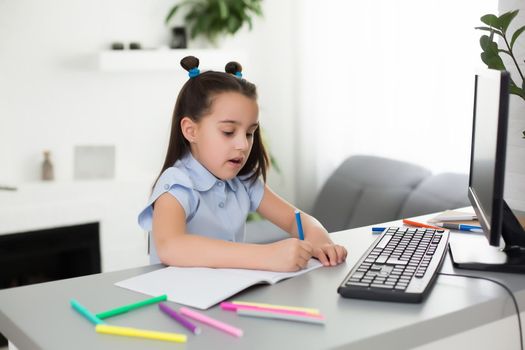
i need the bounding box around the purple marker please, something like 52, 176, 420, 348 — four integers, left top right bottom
159, 303, 201, 335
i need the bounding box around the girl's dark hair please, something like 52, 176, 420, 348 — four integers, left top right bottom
155, 56, 269, 187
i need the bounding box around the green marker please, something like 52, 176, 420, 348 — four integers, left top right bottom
96, 295, 167, 319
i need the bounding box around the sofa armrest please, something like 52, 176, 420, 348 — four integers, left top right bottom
400, 173, 469, 218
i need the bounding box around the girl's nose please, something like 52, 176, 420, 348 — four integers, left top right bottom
235, 135, 250, 150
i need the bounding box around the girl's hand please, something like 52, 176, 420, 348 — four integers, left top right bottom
264, 238, 313, 272
313, 243, 347, 267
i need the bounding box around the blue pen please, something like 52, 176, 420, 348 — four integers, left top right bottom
372, 227, 386, 233
294, 209, 305, 240
436, 223, 483, 232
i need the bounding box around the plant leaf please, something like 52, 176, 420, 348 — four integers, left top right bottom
165, 4, 181, 24
480, 52, 505, 70
498, 10, 519, 34
509, 83, 525, 99
270, 153, 281, 174
480, 14, 500, 28
479, 35, 496, 51
218, 0, 229, 19
511, 25, 525, 49
475, 26, 504, 37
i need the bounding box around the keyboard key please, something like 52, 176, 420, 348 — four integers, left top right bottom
376, 235, 392, 249
375, 255, 389, 264
346, 281, 370, 287
386, 258, 408, 265
352, 271, 365, 279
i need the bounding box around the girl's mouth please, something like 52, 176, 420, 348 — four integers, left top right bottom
228, 157, 243, 166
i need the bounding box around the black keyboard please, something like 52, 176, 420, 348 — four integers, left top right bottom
337, 227, 449, 303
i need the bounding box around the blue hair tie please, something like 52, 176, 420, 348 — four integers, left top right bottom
234, 71, 242, 78
188, 68, 200, 78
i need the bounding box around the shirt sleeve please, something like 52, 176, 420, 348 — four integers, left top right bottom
137, 167, 198, 232
242, 177, 265, 212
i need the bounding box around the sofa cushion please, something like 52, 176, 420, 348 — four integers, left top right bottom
400, 173, 469, 218
312, 155, 431, 232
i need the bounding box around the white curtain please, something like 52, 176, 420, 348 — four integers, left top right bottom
295, 0, 498, 209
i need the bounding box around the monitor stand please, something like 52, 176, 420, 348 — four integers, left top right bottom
449, 202, 525, 274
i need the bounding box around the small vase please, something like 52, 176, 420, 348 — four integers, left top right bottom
42, 151, 54, 181
170, 27, 187, 49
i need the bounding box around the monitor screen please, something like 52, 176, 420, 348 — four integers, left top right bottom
468, 69, 509, 247
449, 69, 525, 273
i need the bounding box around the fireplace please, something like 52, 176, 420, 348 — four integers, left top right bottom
0, 222, 101, 345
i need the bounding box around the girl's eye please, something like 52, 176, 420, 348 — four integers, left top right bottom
222, 131, 234, 137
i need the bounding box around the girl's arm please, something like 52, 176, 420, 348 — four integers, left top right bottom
152, 192, 313, 271
256, 185, 348, 266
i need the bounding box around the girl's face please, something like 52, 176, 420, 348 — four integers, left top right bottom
184, 92, 259, 180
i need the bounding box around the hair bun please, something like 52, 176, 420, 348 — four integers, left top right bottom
180, 56, 200, 72
225, 61, 242, 75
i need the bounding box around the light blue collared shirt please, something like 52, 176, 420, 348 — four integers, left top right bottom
138, 153, 265, 264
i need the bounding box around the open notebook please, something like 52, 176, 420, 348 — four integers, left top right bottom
116, 259, 322, 310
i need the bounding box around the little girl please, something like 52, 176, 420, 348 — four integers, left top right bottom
138, 56, 347, 272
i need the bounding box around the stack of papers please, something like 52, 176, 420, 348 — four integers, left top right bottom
427, 210, 478, 224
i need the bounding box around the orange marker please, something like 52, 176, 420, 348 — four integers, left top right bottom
402, 219, 443, 230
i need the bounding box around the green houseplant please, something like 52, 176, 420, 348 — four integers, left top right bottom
166, 0, 263, 45
475, 10, 525, 137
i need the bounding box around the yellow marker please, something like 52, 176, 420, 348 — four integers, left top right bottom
95, 324, 187, 343
232, 301, 320, 315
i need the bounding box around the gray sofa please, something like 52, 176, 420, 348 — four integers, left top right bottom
246, 155, 469, 243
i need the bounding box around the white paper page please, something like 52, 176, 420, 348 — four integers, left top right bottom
115, 259, 322, 310
223, 259, 322, 284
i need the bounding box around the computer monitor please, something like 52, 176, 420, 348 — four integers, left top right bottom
449, 69, 525, 273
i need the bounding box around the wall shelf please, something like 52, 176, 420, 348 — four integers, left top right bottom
98, 49, 247, 72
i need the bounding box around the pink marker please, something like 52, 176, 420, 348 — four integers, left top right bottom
179, 307, 243, 338
220, 302, 324, 319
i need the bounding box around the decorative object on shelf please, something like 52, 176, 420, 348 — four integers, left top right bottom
111, 42, 125, 50
165, 0, 263, 46
129, 42, 142, 50
74, 145, 115, 180
475, 10, 524, 137
42, 150, 54, 181
170, 26, 187, 49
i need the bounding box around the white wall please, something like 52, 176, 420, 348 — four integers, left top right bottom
0, 0, 296, 199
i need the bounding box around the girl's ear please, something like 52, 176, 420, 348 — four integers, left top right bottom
180, 117, 198, 143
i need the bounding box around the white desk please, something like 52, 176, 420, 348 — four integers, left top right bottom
0, 216, 524, 349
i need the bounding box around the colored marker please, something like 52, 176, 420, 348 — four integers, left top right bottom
220, 302, 322, 317
372, 227, 386, 233
435, 223, 483, 232
295, 209, 305, 240
158, 303, 201, 335
95, 324, 187, 343
402, 219, 442, 230
236, 309, 326, 325
70, 299, 105, 325
179, 307, 243, 337
96, 294, 167, 319
231, 301, 320, 314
